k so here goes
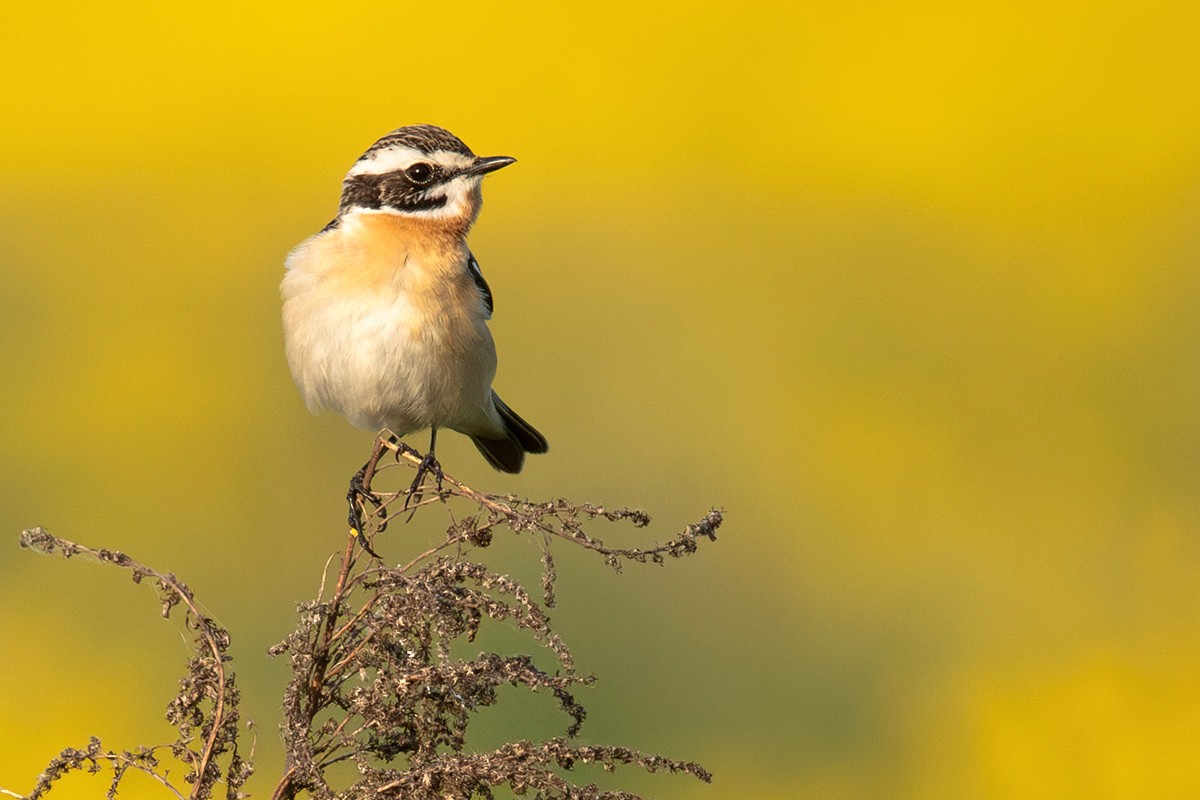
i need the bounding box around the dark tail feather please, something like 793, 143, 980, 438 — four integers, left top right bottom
471, 393, 549, 474
495, 394, 549, 454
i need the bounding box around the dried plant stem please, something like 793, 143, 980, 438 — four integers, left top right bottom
15, 432, 720, 800
17, 529, 242, 800
265, 434, 720, 799
369, 439, 721, 568
273, 530, 361, 800
14, 530, 250, 800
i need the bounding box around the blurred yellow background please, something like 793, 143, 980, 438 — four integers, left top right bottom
3, 1, 1199, 797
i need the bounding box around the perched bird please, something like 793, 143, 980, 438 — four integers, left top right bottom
281, 124, 548, 511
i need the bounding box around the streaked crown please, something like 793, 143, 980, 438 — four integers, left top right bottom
337, 124, 515, 225
360, 125, 475, 161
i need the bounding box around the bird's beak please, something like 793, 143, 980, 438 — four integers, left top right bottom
463, 155, 517, 177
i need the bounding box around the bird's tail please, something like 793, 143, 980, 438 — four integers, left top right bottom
471, 393, 549, 474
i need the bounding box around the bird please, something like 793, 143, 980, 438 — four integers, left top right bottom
281, 124, 548, 523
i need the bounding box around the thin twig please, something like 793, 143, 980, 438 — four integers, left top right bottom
17, 529, 242, 800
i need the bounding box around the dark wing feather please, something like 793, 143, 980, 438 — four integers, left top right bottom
467, 250, 493, 317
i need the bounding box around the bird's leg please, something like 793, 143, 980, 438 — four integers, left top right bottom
346, 434, 395, 557
403, 427, 445, 512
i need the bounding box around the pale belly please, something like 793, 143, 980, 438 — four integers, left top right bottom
282, 273, 500, 437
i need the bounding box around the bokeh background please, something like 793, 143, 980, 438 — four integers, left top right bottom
3, 1, 1199, 797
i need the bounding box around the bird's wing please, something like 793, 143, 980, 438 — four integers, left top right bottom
467, 250, 494, 318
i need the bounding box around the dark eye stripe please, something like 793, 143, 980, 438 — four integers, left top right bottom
338, 171, 449, 214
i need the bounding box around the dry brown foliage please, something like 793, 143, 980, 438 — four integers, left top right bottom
10, 528, 252, 800
5, 438, 721, 799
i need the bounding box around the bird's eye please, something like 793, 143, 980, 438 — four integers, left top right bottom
406, 163, 434, 184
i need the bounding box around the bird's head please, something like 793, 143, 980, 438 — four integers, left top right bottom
338, 124, 515, 231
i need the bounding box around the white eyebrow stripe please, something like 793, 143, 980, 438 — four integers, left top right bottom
347, 147, 475, 177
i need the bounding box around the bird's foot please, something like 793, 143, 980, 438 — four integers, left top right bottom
403, 451, 445, 512
390, 439, 421, 463
346, 473, 385, 559
346, 438, 393, 558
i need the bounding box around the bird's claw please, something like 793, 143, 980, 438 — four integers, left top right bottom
403, 451, 444, 512
347, 464, 386, 558
391, 439, 422, 465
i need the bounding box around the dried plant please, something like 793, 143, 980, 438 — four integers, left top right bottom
4, 437, 721, 799
9, 528, 252, 800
